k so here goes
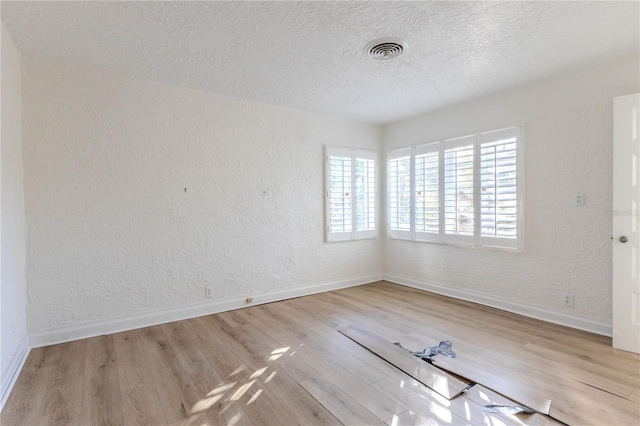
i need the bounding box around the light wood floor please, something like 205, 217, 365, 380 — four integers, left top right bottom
2, 281, 639, 425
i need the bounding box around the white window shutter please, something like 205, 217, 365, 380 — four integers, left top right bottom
325, 146, 376, 242
444, 135, 476, 245
385, 126, 522, 249
353, 149, 376, 239
479, 127, 521, 249
414, 143, 442, 242
388, 148, 412, 240
326, 146, 353, 242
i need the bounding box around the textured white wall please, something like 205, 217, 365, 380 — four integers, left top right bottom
18, 48, 637, 339
22, 57, 382, 335
383, 55, 640, 323
1, 22, 28, 396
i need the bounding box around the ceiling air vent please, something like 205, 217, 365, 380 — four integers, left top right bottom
365, 38, 407, 60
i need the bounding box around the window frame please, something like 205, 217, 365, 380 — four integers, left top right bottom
325, 146, 377, 242
387, 126, 523, 250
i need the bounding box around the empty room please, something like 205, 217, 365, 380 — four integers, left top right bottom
1, 1, 639, 425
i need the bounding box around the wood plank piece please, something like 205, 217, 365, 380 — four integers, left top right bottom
370, 377, 477, 425
299, 377, 385, 425
433, 352, 553, 415
385, 410, 461, 426
38, 339, 86, 425
464, 384, 559, 426
339, 325, 468, 400
226, 311, 406, 422
114, 330, 153, 392
80, 335, 124, 425
121, 384, 166, 426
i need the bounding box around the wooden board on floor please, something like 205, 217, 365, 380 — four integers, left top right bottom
433, 350, 553, 415
464, 384, 559, 426
339, 325, 468, 400
299, 377, 386, 425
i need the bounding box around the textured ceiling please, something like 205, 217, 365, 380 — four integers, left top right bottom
2, 1, 638, 124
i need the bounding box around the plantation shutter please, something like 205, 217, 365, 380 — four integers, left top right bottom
353, 150, 376, 239
388, 148, 412, 239
444, 135, 476, 245
386, 126, 522, 249
479, 127, 521, 248
414, 143, 442, 242
325, 146, 376, 242
326, 146, 353, 241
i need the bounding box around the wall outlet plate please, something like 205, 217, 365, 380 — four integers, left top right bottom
564, 295, 574, 307
205, 286, 214, 298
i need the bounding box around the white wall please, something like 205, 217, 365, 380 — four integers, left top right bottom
22, 57, 382, 343
16, 45, 638, 346
1, 22, 29, 407
383, 55, 640, 333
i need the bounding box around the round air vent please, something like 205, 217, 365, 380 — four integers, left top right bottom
365, 38, 407, 60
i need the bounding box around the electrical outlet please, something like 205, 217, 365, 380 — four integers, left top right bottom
564, 295, 574, 307
246, 297, 253, 304
575, 193, 584, 206
205, 286, 214, 298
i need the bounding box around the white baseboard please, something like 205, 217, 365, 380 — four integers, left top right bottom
384, 273, 612, 337
29, 274, 383, 348
26, 271, 610, 349
1, 334, 30, 412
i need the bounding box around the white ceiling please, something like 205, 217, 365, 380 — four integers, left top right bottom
2, 1, 638, 124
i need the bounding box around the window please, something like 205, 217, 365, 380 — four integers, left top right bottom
325, 146, 376, 242
387, 126, 522, 249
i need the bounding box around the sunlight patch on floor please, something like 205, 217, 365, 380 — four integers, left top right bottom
229, 380, 256, 401
249, 367, 267, 379
266, 347, 289, 362
264, 371, 277, 383
388, 413, 400, 425
431, 402, 453, 423
190, 394, 224, 414
230, 365, 246, 376
207, 381, 236, 397
227, 413, 242, 426
246, 388, 262, 405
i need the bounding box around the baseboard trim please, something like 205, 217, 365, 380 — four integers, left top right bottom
1, 334, 30, 412
384, 273, 612, 337
29, 274, 383, 348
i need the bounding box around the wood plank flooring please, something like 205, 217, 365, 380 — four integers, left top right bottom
2, 281, 639, 425
338, 326, 468, 400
